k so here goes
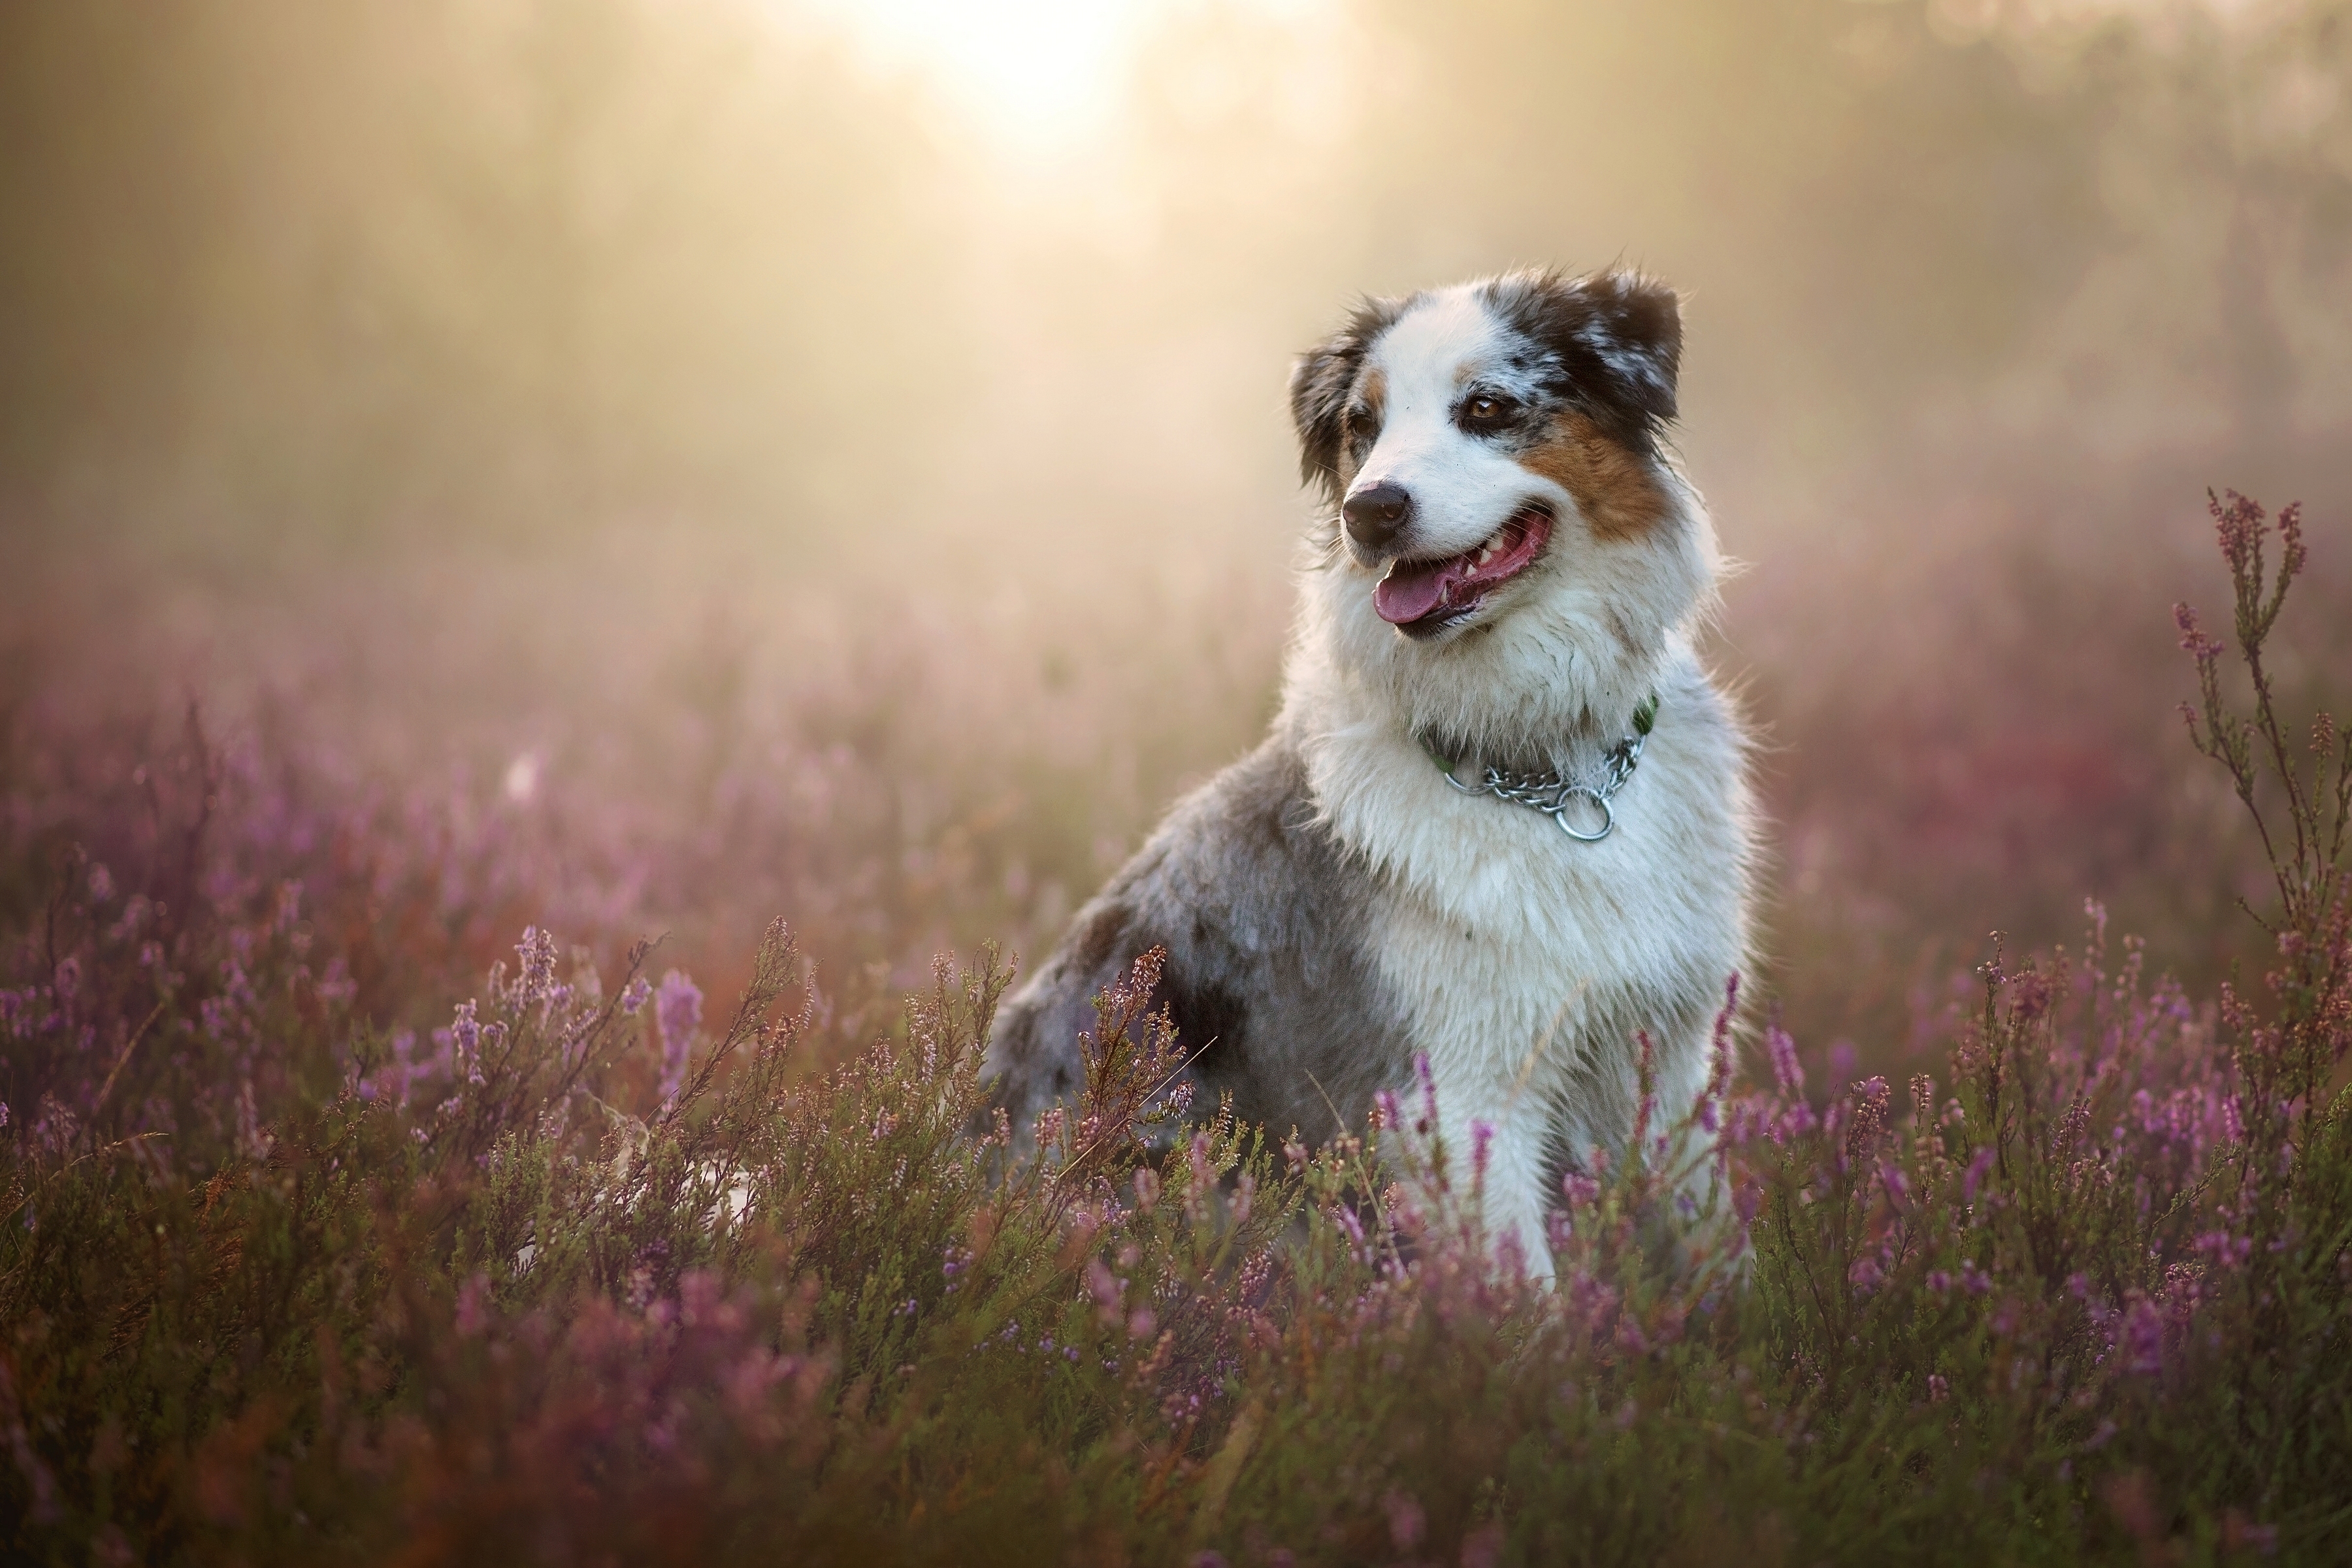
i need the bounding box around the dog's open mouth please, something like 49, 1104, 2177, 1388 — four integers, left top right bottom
1373, 505, 1553, 637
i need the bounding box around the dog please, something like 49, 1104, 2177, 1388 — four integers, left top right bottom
985, 268, 1754, 1281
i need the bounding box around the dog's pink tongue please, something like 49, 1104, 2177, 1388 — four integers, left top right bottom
1375, 559, 1454, 625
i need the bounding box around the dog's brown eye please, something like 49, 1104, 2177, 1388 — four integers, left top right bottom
1462, 393, 1514, 430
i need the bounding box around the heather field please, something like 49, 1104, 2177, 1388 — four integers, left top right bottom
3, 495, 2347, 1563
8, 0, 2352, 1562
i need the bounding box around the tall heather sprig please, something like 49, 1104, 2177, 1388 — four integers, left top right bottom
2174, 489, 2352, 1453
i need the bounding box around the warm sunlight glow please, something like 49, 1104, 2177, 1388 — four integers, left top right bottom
785, 0, 1301, 154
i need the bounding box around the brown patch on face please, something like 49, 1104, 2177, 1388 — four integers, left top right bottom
1514, 410, 1673, 542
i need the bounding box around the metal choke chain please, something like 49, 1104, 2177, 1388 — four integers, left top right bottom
1428, 696, 1656, 843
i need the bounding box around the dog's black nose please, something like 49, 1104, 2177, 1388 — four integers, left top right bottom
1343, 482, 1414, 551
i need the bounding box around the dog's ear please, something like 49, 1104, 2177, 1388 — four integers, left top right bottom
1288, 297, 1400, 504
1499, 269, 1683, 455
1578, 270, 1681, 436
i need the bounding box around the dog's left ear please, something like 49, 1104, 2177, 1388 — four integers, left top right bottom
1578, 270, 1681, 437
1501, 269, 1682, 455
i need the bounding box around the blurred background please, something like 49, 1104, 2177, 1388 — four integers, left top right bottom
3, 0, 2348, 1066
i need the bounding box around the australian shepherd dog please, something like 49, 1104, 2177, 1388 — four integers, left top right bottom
986, 268, 1755, 1281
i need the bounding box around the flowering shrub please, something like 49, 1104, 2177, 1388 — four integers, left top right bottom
2, 494, 2345, 1563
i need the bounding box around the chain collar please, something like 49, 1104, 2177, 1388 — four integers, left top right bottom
1423, 694, 1657, 842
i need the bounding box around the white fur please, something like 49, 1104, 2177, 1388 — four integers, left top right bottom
1285, 282, 1752, 1282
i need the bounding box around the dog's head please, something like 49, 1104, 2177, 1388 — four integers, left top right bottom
1288, 269, 1712, 747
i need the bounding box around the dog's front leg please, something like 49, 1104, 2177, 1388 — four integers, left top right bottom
1412, 1056, 1559, 1286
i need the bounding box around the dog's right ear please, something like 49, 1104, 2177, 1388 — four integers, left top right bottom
1288, 298, 1400, 504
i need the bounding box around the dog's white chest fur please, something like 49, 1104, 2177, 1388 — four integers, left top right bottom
1293, 640, 1747, 1275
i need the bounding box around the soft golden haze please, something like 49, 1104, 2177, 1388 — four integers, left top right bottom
2, 0, 2347, 1037
4, 7, 2350, 1556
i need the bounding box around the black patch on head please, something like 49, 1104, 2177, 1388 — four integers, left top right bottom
1288, 294, 1407, 504
1480, 269, 1682, 457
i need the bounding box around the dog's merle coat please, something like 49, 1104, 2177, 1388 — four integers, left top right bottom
987, 269, 1754, 1279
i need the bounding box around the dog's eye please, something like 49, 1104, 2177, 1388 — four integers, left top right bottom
1461, 393, 1515, 430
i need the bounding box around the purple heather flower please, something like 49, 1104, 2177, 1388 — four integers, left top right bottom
1470, 1119, 1495, 1191
654, 968, 702, 1103
455, 1272, 491, 1337
1767, 1024, 1803, 1098
1382, 1492, 1426, 1554
619, 975, 651, 1016
679, 1270, 725, 1328
2174, 602, 2223, 661
383, 1029, 417, 1105
1962, 1145, 1997, 1203
1084, 1258, 1122, 1316
438, 999, 486, 1083
654, 968, 702, 1048
448, 999, 482, 1056
2194, 1230, 2253, 1271
515, 926, 559, 1004
2121, 1296, 2164, 1375
1878, 1163, 1911, 1205
86, 864, 114, 904
2224, 1518, 2279, 1556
